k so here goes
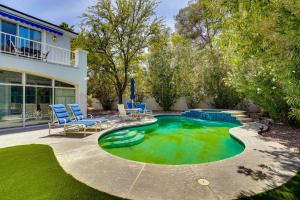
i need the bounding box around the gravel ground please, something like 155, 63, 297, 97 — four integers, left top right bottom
260, 123, 300, 154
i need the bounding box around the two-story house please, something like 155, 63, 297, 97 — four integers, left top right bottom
0, 4, 88, 129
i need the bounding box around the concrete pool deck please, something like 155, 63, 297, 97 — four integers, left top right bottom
0, 116, 299, 200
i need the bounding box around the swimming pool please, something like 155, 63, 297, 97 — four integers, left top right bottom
99, 115, 245, 165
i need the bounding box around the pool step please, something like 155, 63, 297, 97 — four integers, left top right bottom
222, 110, 247, 115
101, 130, 138, 142
100, 131, 145, 148
236, 117, 253, 123
230, 113, 253, 123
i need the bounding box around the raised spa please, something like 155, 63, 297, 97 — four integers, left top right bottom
99, 115, 245, 165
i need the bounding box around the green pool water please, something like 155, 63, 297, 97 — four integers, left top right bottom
99, 115, 245, 165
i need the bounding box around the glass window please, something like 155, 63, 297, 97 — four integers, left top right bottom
26, 74, 52, 86
1, 21, 17, 52
30, 29, 41, 42
55, 88, 76, 105
0, 85, 23, 129
19, 26, 29, 38
1, 21, 17, 35
18, 26, 29, 49
55, 80, 75, 88
25, 87, 52, 126
0, 70, 22, 84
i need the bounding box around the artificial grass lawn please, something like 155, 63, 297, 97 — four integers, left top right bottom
242, 170, 300, 200
0, 144, 122, 200
0, 144, 299, 200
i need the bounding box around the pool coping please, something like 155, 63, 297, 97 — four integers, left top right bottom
48, 115, 300, 200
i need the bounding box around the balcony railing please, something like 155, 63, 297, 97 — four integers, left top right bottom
0, 31, 75, 66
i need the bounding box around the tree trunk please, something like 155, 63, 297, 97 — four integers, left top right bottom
117, 90, 123, 104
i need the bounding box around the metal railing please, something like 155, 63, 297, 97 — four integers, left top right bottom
0, 31, 75, 66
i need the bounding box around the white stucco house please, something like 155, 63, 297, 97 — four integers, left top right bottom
0, 4, 88, 129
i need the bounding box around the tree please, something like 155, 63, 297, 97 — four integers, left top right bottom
218, 0, 300, 123
147, 29, 178, 111
148, 45, 177, 111
88, 72, 116, 110
59, 22, 75, 32
175, 0, 223, 49
171, 35, 205, 108
73, 34, 117, 110
175, 0, 241, 109
81, 0, 161, 103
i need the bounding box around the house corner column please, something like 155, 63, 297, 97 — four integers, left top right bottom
74, 48, 89, 116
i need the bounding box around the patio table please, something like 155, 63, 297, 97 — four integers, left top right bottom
125, 108, 141, 118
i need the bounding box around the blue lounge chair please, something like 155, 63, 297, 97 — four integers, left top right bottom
49, 104, 98, 136
68, 104, 109, 125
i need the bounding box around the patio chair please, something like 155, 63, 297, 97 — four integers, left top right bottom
127, 101, 134, 109
118, 104, 135, 121
136, 103, 152, 115
8, 40, 22, 55
68, 104, 109, 129
41, 50, 50, 61
49, 104, 99, 136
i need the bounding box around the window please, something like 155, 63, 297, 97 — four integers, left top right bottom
1, 21, 17, 35
18, 26, 29, 49
0, 70, 22, 84
55, 80, 75, 88
25, 87, 52, 126
26, 74, 52, 86
1, 21, 17, 52
55, 88, 75, 105
18, 25, 41, 42
18, 25, 41, 56
30, 29, 41, 42
0, 85, 23, 129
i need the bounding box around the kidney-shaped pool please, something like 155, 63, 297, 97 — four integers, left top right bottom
99, 115, 245, 165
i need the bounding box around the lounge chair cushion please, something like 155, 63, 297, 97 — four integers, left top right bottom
66, 121, 96, 126
68, 104, 84, 117
68, 104, 109, 123
89, 117, 108, 123
51, 104, 72, 124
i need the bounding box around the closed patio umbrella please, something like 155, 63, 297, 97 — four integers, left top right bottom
130, 78, 135, 104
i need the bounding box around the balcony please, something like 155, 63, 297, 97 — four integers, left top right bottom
0, 31, 75, 66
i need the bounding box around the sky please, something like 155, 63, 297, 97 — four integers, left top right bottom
0, 0, 190, 32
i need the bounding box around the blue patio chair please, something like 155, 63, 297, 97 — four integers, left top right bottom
49, 104, 98, 136
136, 103, 152, 115
127, 101, 134, 109
68, 104, 109, 125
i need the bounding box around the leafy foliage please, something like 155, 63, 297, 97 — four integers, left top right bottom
175, 0, 223, 49
218, 0, 300, 122
174, 0, 242, 109
59, 22, 75, 32
171, 35, 205, 108
81, 0, 161, 103
147, 30, 178, 111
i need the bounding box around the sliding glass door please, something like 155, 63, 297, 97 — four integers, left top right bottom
0, 70, 77, 129
25, 87, 52, 126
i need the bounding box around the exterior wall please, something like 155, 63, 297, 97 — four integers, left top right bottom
0, 49, 88, 115
45, 32, 71, 49
93, 96, 214, 111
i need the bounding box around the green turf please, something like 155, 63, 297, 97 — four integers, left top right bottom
241, 171, 300, 200
0, 145, 298, 200
0, 144, 123, 200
